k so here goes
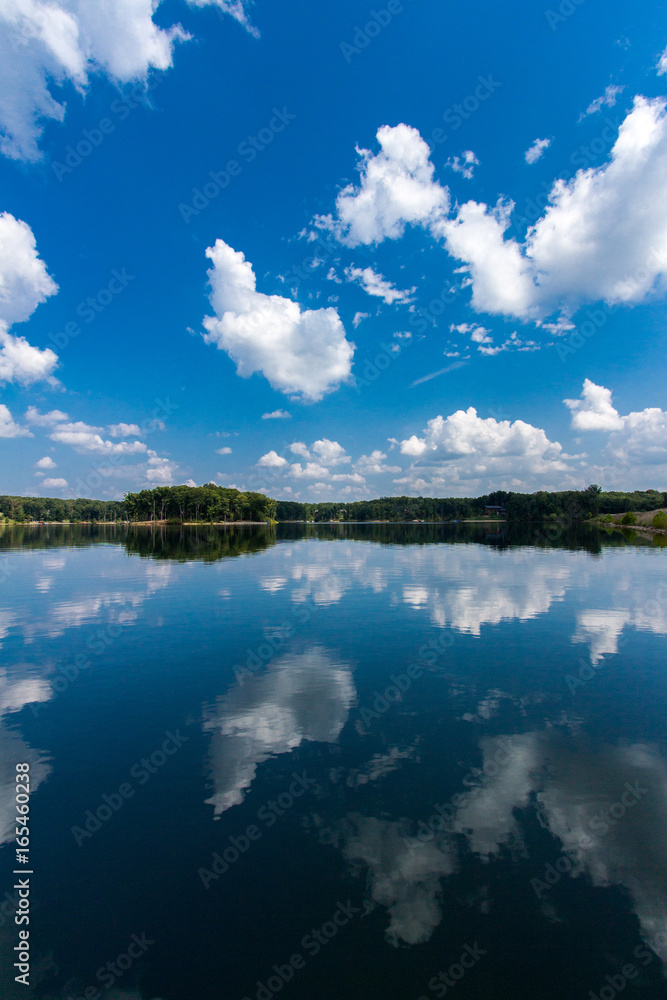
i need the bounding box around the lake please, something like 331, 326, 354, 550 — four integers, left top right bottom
1, 522, 667, 1000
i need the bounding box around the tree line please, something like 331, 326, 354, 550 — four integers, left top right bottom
276, 487, 667, 522
123, 485, 277, 522
0, 495, 127, 522
1, 485, 664, 524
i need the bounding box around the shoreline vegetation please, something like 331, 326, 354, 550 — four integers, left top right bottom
1, 484, 666, 528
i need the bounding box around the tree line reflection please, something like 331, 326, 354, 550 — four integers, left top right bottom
1, 520, 663, 560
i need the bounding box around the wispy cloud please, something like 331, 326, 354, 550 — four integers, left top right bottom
410, 361, 467, 387
525, 138, 551, 164
579, 84, 624, 121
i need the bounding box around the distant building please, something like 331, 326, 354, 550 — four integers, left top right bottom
484, 505, 507, 516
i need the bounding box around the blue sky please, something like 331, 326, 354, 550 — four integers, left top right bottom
1, 0, 666, 501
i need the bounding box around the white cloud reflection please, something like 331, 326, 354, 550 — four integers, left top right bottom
452, 732, 667, 962
340, 813, 456, 946
0, 668, 52, 846
204, 647, 355, 816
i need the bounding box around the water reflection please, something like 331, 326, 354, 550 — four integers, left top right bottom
340, 813, 456, 946
0, 523, 665, 1000
451, 732, 667, 961
314, 729, 667, 961
203, 647, 355, 816
397, 547, 572, 633
3, 520, 664, 560
573, 609, 629, 664
0, 665, 51, 846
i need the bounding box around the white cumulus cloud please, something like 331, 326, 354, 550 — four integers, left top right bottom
0, 212, 59, 384
144, 449, 180, 484
289, 441, 311, 459
610, 407, 667, 466
311, 438, 350, 466
42, 476, 67, 489
202, 239, 355, 402
442, 96, 667, 321
441, 198, 537, 318
257, 450, 289, 468
256, 438, 363, 487
398, 407, 569, 492
354, 450, 401, 475
290, 462, 330, 479
48, 419, 148, 454
0, 403, 31, 437
0, 0, 257, 162
34, 455, 55, 468
315, 123, 449, 246
261, 409, 291, 420
564, 379, 625, 431
565, 379, 667, 471
24, 406, 67, 425
107, 422, 157, 437
320, 97, 667, 326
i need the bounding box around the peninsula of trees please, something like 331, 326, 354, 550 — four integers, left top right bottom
2, 485, 666, 524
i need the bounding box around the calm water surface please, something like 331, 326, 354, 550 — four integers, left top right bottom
1, 523, 667, 1000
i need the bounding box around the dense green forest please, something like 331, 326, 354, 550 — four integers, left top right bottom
1, 485, 665, 524
0, 485, 277, 523
276, 487, 667, 523
123, 484, 277, 521
0, 494, 127, 522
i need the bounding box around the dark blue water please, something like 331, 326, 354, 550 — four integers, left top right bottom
1, 523, 667, 1000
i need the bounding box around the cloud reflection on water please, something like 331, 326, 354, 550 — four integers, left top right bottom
203, 647, 355, 816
